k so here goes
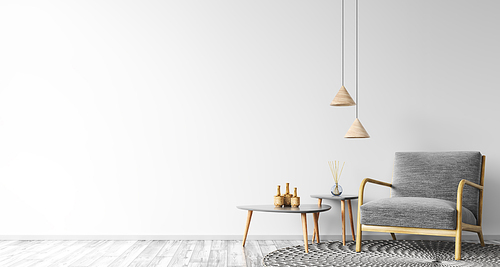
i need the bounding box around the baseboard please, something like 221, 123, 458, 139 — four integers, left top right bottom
0, 234, 498, 241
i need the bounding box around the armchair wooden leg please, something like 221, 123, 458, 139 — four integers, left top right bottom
478, 231, 485, 247
356, 196, 362, 252
356, 224, 362, 252
390, 233, 396, 240
455, 229, 462, 260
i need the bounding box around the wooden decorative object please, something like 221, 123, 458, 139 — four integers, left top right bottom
274, 185, 284, 207
344, 118, 370, 138
330, 86, 355, 106
283, 183, 292, 207
274, 196, 284, 207
291, 187, 300, 207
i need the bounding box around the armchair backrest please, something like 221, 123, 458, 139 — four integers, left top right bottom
392, 151, 483, 218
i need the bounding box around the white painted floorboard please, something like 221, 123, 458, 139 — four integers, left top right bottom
0, 239, 497, 267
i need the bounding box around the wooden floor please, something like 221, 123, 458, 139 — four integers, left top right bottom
0, 239, 498, 267
0, 240, 304, 267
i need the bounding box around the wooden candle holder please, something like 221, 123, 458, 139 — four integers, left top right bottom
274, 185, 284, 207
291, 197, 300, 207
291, 187, 300, 207
274, 196, 284, 207
283, 183, 292, 207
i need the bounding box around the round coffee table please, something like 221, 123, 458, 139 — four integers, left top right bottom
237, 204, 331, 253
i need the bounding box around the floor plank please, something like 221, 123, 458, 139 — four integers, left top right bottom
29, 241, 77, 261
23, 241, 89, 267
166, 240, 197, 267
107, 241, 151, 267
11, 241, 78, 267
257, 240, 277, 256
0, 241, 45, 265
227, 240, 245, 267
0, 241, 40, 259
146, 240, 181, 267
273, 240, 295, 249
242, 240, 262, 267
188, 240, 212, 267
47, 240, 107, 267
127, 240, 165, 267
89, 241, 137, 267
69, 240, 115, 266
290, 240, 305, 246
207, 240, 227, 267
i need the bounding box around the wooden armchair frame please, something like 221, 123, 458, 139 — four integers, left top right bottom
356, 155, 486, 261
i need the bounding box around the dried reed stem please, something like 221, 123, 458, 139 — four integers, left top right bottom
328, 160, 345, 184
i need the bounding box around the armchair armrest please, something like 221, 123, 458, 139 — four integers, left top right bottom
356, 178, 392, 231
458, 179, 483, 191
358, 178, 392, 207
456, 179, 483, 227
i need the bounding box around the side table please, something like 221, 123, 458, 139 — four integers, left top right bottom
237, 204, 331, 253
310, 194, 358, 245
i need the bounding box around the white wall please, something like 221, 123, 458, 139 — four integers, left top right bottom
0, 0, 499, 238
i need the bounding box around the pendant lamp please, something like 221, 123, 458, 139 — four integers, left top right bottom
345, 0, 370, 138
330, 0, 355, 106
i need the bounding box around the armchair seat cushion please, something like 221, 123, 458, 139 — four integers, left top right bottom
360, 197, 476, 230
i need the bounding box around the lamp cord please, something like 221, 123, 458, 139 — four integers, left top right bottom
341, 0, 344, 86
355, 0, 359, 119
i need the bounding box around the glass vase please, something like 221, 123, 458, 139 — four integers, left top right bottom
331, 183, 343, 196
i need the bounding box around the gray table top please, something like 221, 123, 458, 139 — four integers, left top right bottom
237, 204, 331, 213
310, 194, 358, 200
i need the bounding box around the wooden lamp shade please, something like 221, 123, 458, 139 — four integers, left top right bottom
344, 118, 370, 138
330, 86, 356, 106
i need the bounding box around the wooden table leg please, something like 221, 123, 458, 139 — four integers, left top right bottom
312, 213, 316, 243
313, 198, 322, 242
312, 215, 316, 243
341, 200, 346, 246
317, 212, 321, 242
301, 213, 309, 253
242, 210, 253, 247
313, 212, 320, 243
347, 199, 355, 241
317, 212, 320, 241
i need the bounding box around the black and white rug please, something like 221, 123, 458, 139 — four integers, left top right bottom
263, 240, 500, 266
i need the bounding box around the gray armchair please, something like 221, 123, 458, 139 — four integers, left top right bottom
356, 151, 486, 260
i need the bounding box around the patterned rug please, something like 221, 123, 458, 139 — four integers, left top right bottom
262, 240, 500, 266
